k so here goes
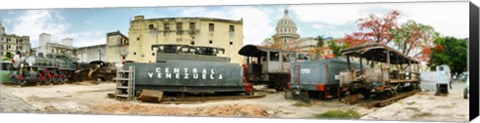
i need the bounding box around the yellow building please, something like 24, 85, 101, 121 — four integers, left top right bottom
1, 34, 31, 56
106, 30, 129, 67
0, 21, 31, 56
127, 15, 244, 64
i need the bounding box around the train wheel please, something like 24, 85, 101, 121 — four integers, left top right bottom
54, 74, 60, 84
284, 89, 292, 99
47, 77, 53, 86
19, 80, 27, 87
300, 89, 310, 103
360, 89, 371, 99
36, 74, 42, 86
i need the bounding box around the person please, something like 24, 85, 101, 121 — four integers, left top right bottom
450, 77, 453, 89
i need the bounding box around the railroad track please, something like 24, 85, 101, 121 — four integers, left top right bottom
366, 90, 420, 108
160, 94, 266, 104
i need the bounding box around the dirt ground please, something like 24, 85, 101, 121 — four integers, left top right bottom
0, 81, 470, 121
361, 81, 469, 122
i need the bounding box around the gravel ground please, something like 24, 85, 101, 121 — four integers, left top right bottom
0, 87, 37, 113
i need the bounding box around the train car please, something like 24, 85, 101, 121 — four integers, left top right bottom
339, 43, 421, 99
238, 45, 311, 90
287, 58, 366, 100
124, 44, 253, 95
286, 43, 421, 102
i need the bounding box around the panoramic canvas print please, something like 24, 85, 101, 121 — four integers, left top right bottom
0, 1, 471, 122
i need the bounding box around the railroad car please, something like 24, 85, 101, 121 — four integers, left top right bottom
238, 45, 311, 91
287, 58, 366, 100
286, 43, 421, 102
0, 61, 12, 83
124, 44, 253, 95
339, 43, 421, 99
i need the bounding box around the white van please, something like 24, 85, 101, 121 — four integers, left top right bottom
435, 65, 451, 94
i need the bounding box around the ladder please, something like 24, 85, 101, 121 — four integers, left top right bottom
114, 66, 135, 101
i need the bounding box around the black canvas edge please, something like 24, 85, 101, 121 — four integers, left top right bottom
469, 1, 479, 121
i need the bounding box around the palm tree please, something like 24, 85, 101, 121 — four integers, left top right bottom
315, 35, 325, 47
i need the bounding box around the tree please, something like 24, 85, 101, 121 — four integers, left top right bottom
343, 11, 400, 47
429, 37, 467, 75
328, 39, 349, 57
392, 20, 438, 61
315, 35, 325, 47
2, 52, 12, 61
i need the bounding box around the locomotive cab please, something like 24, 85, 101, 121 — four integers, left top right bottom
238, 45, 305, 90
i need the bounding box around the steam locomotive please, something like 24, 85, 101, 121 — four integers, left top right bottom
8, 52, 79, 86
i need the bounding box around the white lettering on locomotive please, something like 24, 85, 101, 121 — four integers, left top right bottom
146, 67, 224, 80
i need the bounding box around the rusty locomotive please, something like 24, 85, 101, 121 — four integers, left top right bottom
286, 43, 421, 102
123, 44, 253, 96
238, 45, 312, 91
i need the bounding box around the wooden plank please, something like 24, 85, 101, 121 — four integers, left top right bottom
389, 79, 419, 83
139, 89, 164, 103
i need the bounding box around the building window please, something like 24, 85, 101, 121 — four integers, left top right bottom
209, 40, 213, 44
191, 41, 195, 45
189, 22, 196, 30
229, 25, 235, 32
133, 52, 136, 55
209, 23, 214, 32
19, 46, 22, 50
230, 41, 233, 45
137, 37, 140, 41
152, 53, 155, 56
176, 22, 183, 31
164, 23, 170, 31
149, 24, 155, 30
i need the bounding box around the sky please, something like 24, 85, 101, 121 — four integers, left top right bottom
0, 1, 469, 48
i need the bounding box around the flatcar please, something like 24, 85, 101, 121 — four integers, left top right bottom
124, 44, 253, 95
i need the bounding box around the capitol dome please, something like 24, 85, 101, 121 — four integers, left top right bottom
274, 9, 300, 43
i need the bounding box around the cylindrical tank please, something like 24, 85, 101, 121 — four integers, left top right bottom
126, 60, 245, 93
290, 58, 365, 91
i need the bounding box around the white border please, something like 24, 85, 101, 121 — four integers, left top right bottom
0, 0, 478, 123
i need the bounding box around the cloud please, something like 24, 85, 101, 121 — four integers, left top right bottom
289, 2, 469, 38
7, 10, 107, 48
177, 6, 276, 45
9, 10, 70, 47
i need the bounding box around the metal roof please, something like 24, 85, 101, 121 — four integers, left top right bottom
341, 43, 419, 64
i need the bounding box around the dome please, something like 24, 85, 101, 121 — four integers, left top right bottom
273, 9, 300, 43
276, 9, 297, 28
